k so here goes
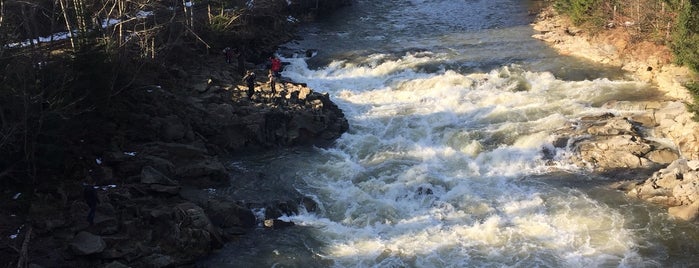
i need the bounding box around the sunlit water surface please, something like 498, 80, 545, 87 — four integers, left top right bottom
200, 1, 699, 267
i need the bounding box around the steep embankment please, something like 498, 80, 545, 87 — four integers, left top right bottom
532, 7, 699, 221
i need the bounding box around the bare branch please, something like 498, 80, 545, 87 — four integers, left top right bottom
58, 0, 75, 49
0, 0, 5, 28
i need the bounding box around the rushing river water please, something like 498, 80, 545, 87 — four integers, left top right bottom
201, 0, 699, 267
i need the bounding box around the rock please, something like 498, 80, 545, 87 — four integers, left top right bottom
263, 219, 295, 229
148, 184, 181, 194
171, 202, 223, 256
138, 253, 176, 268
577, 135, 653, 170
99, 248, 129, 260
69, 231, 106, 255
586, 117, 635, 135
689, 160, 699, 171
103, 261, 131, 268
178, 187, 211, 205
94, 214, 119, 235
668, 200, 699, 221
160, 115, 187, 141
140, 166, 178, 186
645, 148, 679, 164
301, 196, 318, 213
206, 199, 257, 228
174, 159, 228, 187
627, 158, 699, 220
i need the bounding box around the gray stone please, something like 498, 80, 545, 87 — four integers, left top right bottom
69, 231, 106, 255
149, 184, 181, 194
103, 261, 131, 268
140, 254, 176, 268
141, 166, 178, 186
206, 199, 256, 228
161, 115, 187, 141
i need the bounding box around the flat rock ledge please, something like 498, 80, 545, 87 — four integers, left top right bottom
532, 7, 699, 221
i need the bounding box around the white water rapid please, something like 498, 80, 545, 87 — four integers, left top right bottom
276, 55, 650, 267
201, 1, 699, 267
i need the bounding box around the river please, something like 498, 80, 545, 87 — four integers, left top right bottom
201, 0, 699, 267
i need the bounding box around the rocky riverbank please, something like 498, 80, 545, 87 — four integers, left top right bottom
0, 40, 348, 268
532, 7, 699, 221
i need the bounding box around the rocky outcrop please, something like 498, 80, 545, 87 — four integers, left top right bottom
554, 109, 679, 176
116, 69, 348, 154
2, 55, 348, 267
533, 6, 699, 221
617, 159, 699, 221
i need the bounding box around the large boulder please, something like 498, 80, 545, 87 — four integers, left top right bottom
168, 202, 223, 259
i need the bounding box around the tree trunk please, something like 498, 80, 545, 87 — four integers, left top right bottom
73, 0, 87, 45
118, 0, 124, 47
59, 0, 76, 49
16, 227, 32, 268
0, 0, 5, 29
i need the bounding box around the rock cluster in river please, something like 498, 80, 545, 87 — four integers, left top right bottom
532, 7, 699, 221
3, 57, 348, 267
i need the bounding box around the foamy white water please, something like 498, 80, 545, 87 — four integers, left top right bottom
202, 1, 699, 267
275, 53, 653, 267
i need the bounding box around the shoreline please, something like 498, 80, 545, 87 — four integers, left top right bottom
532, 6, 699, 221
531, 7, 696, 102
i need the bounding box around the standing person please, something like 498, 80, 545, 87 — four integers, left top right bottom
268, 69, 277, 96
270, 56, 282, 77
83, 179, 99, 226
243, 70, 256, 100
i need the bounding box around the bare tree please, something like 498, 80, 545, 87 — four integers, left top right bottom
0, 0, 5, 29
58, 0, 75, 49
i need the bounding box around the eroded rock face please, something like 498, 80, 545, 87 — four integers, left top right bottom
625, 159, 699, 220
652, 101, 699, 160
557, 114, 679, 173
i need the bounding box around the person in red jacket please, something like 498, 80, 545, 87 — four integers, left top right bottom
270, 56, 282, 77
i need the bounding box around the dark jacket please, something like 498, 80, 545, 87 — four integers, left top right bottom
243, 72, 256, 86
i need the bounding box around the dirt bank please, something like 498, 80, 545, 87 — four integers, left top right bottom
532, 7, 697, 101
